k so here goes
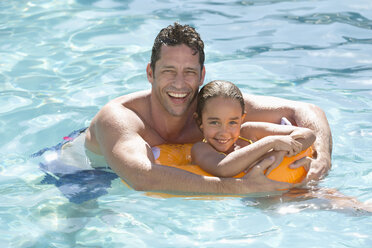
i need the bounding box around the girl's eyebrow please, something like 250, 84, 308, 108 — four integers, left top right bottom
206, 116, 240, 120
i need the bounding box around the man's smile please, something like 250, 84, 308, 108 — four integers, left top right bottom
167, 92, 188, 98
166, 91, 191, 104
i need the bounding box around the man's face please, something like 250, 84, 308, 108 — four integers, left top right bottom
147, 44, 205, 117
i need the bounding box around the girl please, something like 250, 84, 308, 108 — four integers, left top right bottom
191, 80, 316, 178
191, 82, 372, 213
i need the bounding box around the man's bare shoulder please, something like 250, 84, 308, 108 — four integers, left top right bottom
243, 93, 311, 110
108, 90, 151, 108
94, 90, 150, 130
86, 90, 156, 152
242, 93, 297, 123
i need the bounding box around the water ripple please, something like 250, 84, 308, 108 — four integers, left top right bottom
1, 0, 372, 247
341, 36, 372, 45
279, 12, 372, 29
0, 91, 33, 114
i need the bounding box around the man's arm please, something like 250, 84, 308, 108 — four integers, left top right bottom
90, 104, 294, 194
243, 94, 332, 181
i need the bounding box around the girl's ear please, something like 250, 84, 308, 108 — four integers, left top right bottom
193, 112, 203, 130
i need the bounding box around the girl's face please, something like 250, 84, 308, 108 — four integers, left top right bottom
200, 96, 245, 153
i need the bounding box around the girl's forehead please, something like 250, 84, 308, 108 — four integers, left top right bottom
203, 97, 242, 113
205, 96, 240, 107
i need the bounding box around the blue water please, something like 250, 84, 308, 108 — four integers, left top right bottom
1, 0, 372, 247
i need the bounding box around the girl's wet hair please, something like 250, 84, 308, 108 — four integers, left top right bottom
195, 80, 245, 126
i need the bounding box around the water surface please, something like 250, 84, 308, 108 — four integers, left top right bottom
1, 0, 372, 247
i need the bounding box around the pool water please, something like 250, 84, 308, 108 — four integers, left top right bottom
1, 0, 372, 247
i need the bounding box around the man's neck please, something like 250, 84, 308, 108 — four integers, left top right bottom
149, 98, 200, 143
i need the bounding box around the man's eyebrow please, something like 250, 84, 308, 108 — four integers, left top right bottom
159, 65, 199, 71
185, 66, 198, 70
161, 65, 175, 69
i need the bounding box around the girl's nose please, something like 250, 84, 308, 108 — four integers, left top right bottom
218, 124, 228, 134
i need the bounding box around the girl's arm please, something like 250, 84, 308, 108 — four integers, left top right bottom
191, 122, 315, 178
241, 122, 316, 154
242, 94, 332, 181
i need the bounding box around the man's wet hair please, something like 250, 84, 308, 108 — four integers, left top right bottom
150, 22, 205, 72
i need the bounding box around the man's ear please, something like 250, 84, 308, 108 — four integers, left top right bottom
146, 63, 154, 84
199, 66, 206, 86
241, 113, 247, 122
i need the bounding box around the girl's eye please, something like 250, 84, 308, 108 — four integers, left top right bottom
229, 121, 238, 125
208, 121, 219, 125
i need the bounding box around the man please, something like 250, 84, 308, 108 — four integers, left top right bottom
85, 23, 332, 194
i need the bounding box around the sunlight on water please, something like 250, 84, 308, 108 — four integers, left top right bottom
1, 0, 372, 247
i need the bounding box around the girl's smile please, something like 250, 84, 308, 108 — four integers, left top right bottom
200, 96, 245, 153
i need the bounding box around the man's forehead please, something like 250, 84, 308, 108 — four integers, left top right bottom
159, 44, 199, 58
156, 45, 201, 68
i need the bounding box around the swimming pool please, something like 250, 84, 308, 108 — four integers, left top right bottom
1, 0, 372, 247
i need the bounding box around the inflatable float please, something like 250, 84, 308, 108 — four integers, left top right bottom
152, 144, 312, 184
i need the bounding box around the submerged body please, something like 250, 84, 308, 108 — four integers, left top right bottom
85, 23, 333, 194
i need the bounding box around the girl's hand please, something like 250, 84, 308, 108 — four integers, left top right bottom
271, 135, 302, 157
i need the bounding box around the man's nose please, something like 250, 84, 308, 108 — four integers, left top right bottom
173, 73, 185, 88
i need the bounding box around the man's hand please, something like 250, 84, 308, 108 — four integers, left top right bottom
261, 150, 286, 176
290, 156, 331, 182
265, 147, 331, 183
243, 156, 294, 193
